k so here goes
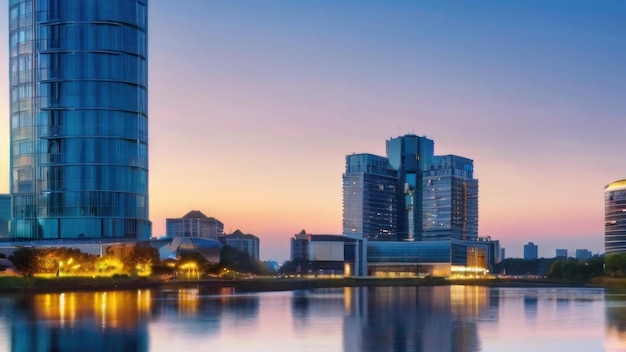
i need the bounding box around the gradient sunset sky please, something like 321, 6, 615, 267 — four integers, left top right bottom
1, 1, 624, 261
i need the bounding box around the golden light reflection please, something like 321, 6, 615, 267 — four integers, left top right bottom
178, 288, 199, 314
33, 290, 155, 330
450, 285, 488, 317
344, 287, 352, 313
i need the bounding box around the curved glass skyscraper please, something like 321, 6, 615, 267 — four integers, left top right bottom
9, 0, 150, 240
605, 179, 626, 254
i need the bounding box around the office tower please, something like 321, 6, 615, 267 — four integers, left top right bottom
343, 154, 397, 240
386, 135, 434, 241
9, 0, 150, 240
166, 211, 224, 239
523, 242, 538, 260
605, 179, 626, 254
423, 155, 478, 241
555, 249, 568, 258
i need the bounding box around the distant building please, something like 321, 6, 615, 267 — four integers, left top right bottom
575, 249, 592, 261
0, 195, 10, 238
605, 179, 626, 254
555, 249, 568, 258
166, 211, 224, 239
220, 230, 260, 260
524, 242, 538, 260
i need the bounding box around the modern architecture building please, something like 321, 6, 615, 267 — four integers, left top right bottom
220, 229, 260, 260
523, 242, 538, 260
0, 195, 10, 238
386, 135, 434, 241
166, 211, 224, 239
423, 155, 478, 241
342, 135, 478, 242
342, 153, 397, 240
9, 0, 150, 240
289, 231, 497, 278
605, 179, 626, 254
555, 249, 568, 258
290, 230, 364, 277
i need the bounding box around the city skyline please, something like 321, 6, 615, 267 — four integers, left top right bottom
1, 1, 624, 260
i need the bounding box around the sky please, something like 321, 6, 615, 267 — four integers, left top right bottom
1, 1, 625, 261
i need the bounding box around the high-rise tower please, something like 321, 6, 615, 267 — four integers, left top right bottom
386, 135, 434, 241
9, 0, 150, 240
605, 179, 626, 254
422, 155, 478, 241
342, 153, 397, 240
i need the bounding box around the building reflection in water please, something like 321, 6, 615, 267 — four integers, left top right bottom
337, 285, 490, 352
523, 290, 538, 323
12, 291, 150, 351
604, 289, 626, 351
5, 286, 258, 352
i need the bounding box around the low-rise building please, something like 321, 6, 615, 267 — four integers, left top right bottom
220, 230, 260, 260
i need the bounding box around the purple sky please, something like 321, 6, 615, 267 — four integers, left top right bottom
1, 1, 625, 261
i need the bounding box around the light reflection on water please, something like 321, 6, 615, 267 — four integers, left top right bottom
0, 285, 624, 351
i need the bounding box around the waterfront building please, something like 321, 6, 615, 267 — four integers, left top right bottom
289, 230, 496, 278
9, 0, 150, 240
166, 211, 224, 239
386, 134, 434, 241
220, 229, 260, 260
524, 242, 538, 260
422, 155, 478, 241
290, 230, 363, 277
575, 249, 592, 261
605, 179, 626, 254
342, 135, 479, 243
342, 153, 397, 240
0, 195, 10, 238
555, 249, 568, 258
366, 239, 491, 277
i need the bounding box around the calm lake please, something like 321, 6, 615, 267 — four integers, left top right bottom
0, 285, 624, 351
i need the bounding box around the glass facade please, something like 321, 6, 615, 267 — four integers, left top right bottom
386, 135, 434, 241
0, 195, 10, 237
605, 179, 626, 254
342, 154, 397, 239
9, 0, 150, 240
423, 155, 478, 241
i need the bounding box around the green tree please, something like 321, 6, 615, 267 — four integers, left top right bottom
9, 247, 39, 277
219, 246, 268, 275
123, 245, 160, 276
605, 253, 626, 277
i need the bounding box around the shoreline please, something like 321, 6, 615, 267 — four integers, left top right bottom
0, 276, 607, 294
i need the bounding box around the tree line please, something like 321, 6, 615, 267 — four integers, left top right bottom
7, 244, 269, 278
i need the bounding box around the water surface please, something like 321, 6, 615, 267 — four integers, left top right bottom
1, 285, 624, 351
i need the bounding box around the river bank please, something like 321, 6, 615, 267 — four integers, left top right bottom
0, 275, 608, 294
